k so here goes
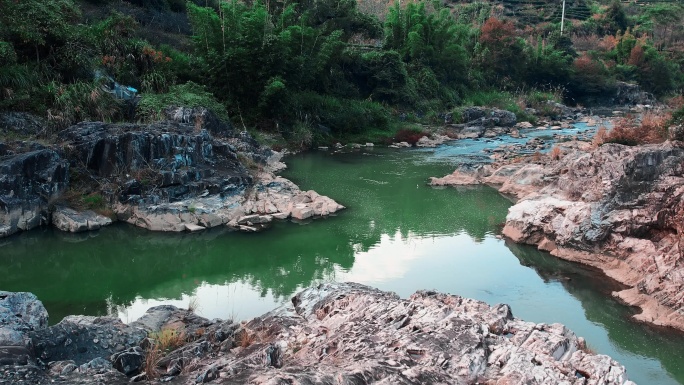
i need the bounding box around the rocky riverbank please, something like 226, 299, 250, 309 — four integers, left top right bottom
0, 283, 635, 384
0, 108, 343, 238
431, 140, 684, 331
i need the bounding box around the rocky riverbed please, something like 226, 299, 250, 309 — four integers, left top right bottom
0, 107, 343, 238
0, 283, 636, 384
431, 139, 684, 332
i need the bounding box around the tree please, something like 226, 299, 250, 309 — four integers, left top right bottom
477, 17, 528, 87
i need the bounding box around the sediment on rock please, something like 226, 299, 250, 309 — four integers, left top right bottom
432, 141, 684, 331
0, 283, 635, 385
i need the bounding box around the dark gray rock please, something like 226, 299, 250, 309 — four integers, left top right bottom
463, 107, 516, 128
0, 292, 47, 368
111, 347, 144, 376
462, 106, 487, 122
0, 292, 48, 332
29, 315, 146, 366
614, 81, 655, 106
0, 113, 47, 138
0, 148, 69, 238
58, 122, 252, 205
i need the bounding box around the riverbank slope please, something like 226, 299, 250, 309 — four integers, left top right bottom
432, 139, 684, 331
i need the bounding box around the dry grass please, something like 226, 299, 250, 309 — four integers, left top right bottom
592, 125, 608, 148
601, 112, 671, 146
668, 95, 684, 109
549, 146, 562, 160
236, 328, 258, 348
187, 297, 200, 313
143, 345, 163, 380
152, 327, 187, 352
143, 327, 188, 380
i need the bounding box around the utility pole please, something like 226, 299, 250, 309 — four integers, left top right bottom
560, 0, 566, 35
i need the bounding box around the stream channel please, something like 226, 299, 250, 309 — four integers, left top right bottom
1, 124, 683, 384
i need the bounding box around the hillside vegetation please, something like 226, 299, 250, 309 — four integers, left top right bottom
0, 0, 682, 147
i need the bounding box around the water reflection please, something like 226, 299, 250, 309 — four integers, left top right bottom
0, 146, 682, 384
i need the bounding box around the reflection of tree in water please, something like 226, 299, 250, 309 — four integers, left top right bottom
1, 148, 513, 324
0, 223, 356, 321
506, 240, 684, 383
283, 150, 512, 253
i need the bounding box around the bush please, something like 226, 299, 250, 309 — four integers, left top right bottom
47, 80, 122, 129
394, 128, 427, 145
287, 92, 390, 135
136, 81, 228, 122
602, 112, 670, 146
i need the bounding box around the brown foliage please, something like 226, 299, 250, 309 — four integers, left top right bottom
395, 129, 427, 145
668, 95, 684, 109
549, 146, 562, 160
571, 33, 602, 51
573, 54, 603, 74
599, 35, 618, 52
627, 45, 645, 67
479, 17, 517, 46
592, 126, 608, 148
603, 112, 671, 146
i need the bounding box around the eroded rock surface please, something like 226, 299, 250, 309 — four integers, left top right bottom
0, 108, 343, 238
432, 141, 684, 331
52, 206, 113, 232
0, 145, 69, 238
0, 284, 636, 384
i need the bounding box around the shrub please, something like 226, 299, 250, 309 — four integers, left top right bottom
394, 128, 427, 145
82, 193, 106, 210
603, 112, 670, 146
287, 92, 390, 135
47, 80, 122, 129
137, 82, 228, 122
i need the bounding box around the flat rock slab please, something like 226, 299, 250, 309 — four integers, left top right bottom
184, 223, 206, 232
52, 206, 112, 233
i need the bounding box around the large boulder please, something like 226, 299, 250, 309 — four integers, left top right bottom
0, 292, 48, 366
0, 146, 69, 238
0, 291, 48, 333
58, 121, 252, 204
462, 107, 517, 128
0, 285, 636, 384
52, 206, 113, 233
613, 81, 656, 106
29, 315, 147, 366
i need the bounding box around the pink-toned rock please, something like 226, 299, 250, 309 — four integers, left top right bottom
183, 283, 635, 385
430, 170, 480, 186
437, 141, 684, 331
491, 142, 684, 331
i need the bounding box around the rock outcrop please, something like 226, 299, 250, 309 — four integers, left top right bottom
0, 291, 48, 367
0, 144, 69, 238
432, 141, 684, 331
0, 284, 635, 384
51, 206, 112, 233
0, 107, 343, 238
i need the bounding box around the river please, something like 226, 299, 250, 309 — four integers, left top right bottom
1, 132, 683, 384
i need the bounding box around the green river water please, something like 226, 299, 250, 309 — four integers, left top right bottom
1, 144, 683, 384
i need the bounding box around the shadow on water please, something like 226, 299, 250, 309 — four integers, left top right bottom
506, 241, 684, 384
